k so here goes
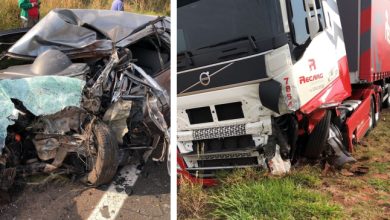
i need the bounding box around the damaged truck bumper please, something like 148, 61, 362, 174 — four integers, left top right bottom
177, 84, 292, 179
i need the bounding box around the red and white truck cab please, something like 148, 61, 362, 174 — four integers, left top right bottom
177, 0, 390, 184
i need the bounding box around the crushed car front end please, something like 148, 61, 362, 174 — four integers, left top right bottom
0, 9, 170, 191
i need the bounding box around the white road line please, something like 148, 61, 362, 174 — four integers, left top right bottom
87, 165, 139, 220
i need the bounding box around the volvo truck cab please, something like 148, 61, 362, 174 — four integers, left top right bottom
177, 0, 390, 183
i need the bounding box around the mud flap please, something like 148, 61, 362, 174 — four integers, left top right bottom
327, 124, 356, 168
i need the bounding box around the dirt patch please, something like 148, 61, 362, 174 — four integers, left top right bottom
0, 182, 87, 220
319, 109, 390, 219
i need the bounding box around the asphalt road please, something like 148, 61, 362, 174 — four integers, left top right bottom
0, 154, 170, 220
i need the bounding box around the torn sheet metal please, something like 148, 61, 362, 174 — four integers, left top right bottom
103, 100, 132, 144
327, 124, 356, 167
0, 76, 85, 151
82, 52, 119, 113
7, 9, 159, 58
133, 63, 170, 106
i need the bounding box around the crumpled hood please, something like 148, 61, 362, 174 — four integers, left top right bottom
7, 9, 159, 58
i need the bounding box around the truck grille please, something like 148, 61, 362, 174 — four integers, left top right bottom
183, 135, 255, 154
193, 124, 246, 140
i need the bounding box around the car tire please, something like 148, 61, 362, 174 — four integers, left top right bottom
304, 110, 331, 159
167, 146, 171, 176
86, 121, 119, 186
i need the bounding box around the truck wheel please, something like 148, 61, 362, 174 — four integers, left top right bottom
366, 97, 376, 136
86, 121, 119, 186
303, 110, 331, 159
383, 85, 390, 108
370, 96, 377, 128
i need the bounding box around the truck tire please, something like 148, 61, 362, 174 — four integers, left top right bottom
304, 110, 331, 159
86, 121, 119, 186
366, 97, 376, 136
383, 85, 390, 108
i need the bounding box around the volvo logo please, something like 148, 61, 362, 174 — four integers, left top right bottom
199, 71, 210, 86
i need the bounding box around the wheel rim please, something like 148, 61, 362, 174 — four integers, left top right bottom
167, 147, 171, 176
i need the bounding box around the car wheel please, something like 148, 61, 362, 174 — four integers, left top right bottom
86, 121, 119, 186
167, 146, 171, 176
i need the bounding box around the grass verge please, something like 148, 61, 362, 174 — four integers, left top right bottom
179, 167, 343, 220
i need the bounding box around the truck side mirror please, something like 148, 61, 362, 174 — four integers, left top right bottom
304, 0, 320, 39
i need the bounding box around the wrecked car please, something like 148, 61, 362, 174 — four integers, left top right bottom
0, 9, 170, 191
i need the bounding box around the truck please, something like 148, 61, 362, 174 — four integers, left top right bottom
177, 0, 390, 185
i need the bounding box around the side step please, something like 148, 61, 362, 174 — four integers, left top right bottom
186, 164, 261, 171
180, 147, 259, 157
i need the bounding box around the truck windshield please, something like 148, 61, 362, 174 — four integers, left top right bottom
178, 0, 285, 55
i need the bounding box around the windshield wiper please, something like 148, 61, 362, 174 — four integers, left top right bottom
197, 35, 258, 51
